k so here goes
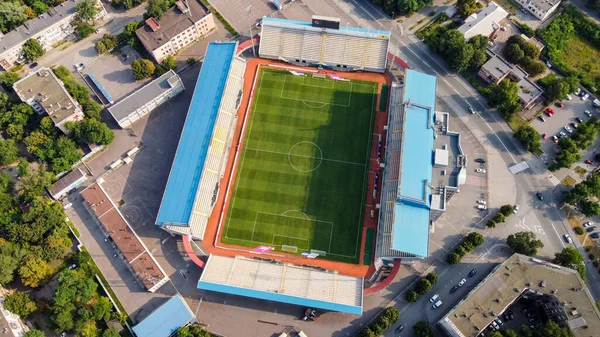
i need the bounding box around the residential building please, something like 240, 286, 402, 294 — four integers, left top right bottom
259, 16, 390, 73
458, 2, 508, 40
439, 254, 600, 337
0, 0, 106, 70
514, 0, 561, 20
13, 67, 84, 134
49, 167, 87, 200
136, 0, 215, 63
108, 70, 185, 128
478, 51, 543, 109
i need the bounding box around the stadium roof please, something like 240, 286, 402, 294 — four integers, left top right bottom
132, 295, 196, 337
392, 69, 436, 258
440, 254, 600, 337
261, 17, 389, 38
198, 255, 363, 315
156, 42, 236, 227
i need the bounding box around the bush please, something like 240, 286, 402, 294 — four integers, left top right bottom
447, 252, 460, 264
486, 220, 496, 228
406, 290, 419, 302
492, 212, 506, 223
131, 59, 156, 80
454, 246, 466, 257
359, 307, 399, 336
499, 204, 514, 216
186, 57, 197, 65
465, 232, 484, 247
575, 227, 584, 235
95, 41, 107, 54
415, 278, 432, 295
425, 272, 439, 284
461, 240, 474, 252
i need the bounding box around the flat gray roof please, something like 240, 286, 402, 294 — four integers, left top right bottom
50, 167, 85, 197
136, 0, 210, 50
109, 70, 182, 121
518, 77, 543, 104
0, 0, 82, 53
14, 68, 80, 124
530, 0, 560, 11
481, 54, 513, 81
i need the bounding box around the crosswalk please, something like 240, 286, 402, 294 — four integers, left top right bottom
547, 174, 561, 186
509, 161, 530, 174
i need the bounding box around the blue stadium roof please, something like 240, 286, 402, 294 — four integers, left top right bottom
262, 16, 390, 37
132, 295, 195, 337
156, 42, 236, 226
392, 69, 436, 257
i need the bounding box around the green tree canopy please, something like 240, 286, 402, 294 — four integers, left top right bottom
550, 137, 581, 171
146, 0, 173, 20
465, 232, 484, 247
413, 321, 435, 337
415, 278, 432, 295
75, 21, 95, 39
0, 71, 20, 89
162, 55, 177, 70
68, 118, 114, 145
507, 231, 544, 256
131, 59, 156, 80
4, 291, 37, 318
554, 246, 584, 267
0, 254, 19, 285
514, 125, 542, 154
0, 2, 29, 33
457, 0, 481, 16
18, 256, 52, 287
23, 330, 45, 337
486, 79, 521, 120
406, 289, 419, 302
31, 1, 48, 15
76, 0, 100, 24
95, 41, 107, 54
0, 139, 19, 166
102, 328, 120, 337
425, 272, 439, 284
22, 39, 45, 62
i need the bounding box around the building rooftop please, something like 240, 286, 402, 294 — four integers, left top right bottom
156, 42, 236, 227
198, 255, 364, 315
13, 68, 80, 124
136, 0, 210, 50
458, 2, 508, 39
109, 70, 182, 121
432, 113, 461, 188
530, 0, 561, 11
261, 16, 390, 39
481, 54, 514, 81
517, 77, 543, 104
81, 183, 168, 291
132, 295, 195, 337
440, 254, 600, 337
0, 0, 82, 53
49, 168, 85, 198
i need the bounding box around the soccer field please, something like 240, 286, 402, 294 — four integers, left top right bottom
222, 69, 377, 263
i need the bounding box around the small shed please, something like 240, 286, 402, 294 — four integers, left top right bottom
49, 168, 87, 200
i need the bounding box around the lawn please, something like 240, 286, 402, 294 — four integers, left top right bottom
222, 69, 377, 263
563, 35, 600, 85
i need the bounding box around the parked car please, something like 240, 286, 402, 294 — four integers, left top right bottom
477, 200, 487, 205
577, 117, 584, 123
545, 110, 554, 117
477, 205, 487, 210
582, 93, 590, 100
536, 192, 544, 201
432, 300, 443, 309
539, 116, 546, 122
542, 133, 547, 140
495, 318, 504, 326
587, 226, 596, 232
546, 107, 555, 114
553, 135, 559, 143
450, 285, 459, 293
585, 110, 593, 117
584, 221, 594, 227
585, 160, 594, 165
468, 107, 476, 114
458, 278, 467, 287
571, 123, 579, 129
476, 168, 486, 173
475, 158, 486, 163
514, 205, 520, 213
429, 294, 440, 303
395, 325, 405, 333
29, 62, 38, 69
564, 126, 573, 133
559, 131, 567, 138
576, 88, 581, 95
556, 102, 564, 107
564, 234, 573, 243
468, 269, 477, 277
567, 94, 573, 100
591, 233, 600, 239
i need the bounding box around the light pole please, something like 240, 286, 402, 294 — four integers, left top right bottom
246, 6, 256, 56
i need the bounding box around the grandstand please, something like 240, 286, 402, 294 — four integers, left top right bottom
259, 16, 390, 72
198, 255, 363, 315
375, 70, 437, 261
155, 42, 246, 239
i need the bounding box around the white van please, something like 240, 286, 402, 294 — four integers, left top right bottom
433, 300, 443, 309
429, 294, 439, 303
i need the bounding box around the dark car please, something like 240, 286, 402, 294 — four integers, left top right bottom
29, 62, 38, 68
577, 117, 584, 123
395, 324, 405, 333
536, 192, 544, 201
587, 226, 596, 232
468, 269, 477, 277
475, 158, 486, 163
450, 285, 459, 293
509, 311, 514, 320
591, 233, 600, 239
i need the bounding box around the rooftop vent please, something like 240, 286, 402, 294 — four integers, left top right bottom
146, 17, 160, 32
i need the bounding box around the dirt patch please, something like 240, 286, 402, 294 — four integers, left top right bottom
563, 175, 577, 187
575, 166, 587, 177
567, 213, 587, 244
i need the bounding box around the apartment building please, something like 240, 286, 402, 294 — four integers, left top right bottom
136, 0, 215, 63
0, 0, 106, 70
514, 0, 561, 20
13, 68, 84, 134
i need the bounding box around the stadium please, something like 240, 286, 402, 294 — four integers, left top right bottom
154, 15, 457, 315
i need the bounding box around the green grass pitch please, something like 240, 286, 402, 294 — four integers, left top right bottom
222, 69, 377, 263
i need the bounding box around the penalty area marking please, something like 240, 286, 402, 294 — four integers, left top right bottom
280, 74, 352, 108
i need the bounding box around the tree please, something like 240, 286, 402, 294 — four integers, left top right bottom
457, 0, 480, 16
146, 0, 172, 20
24, 7, 37, 20
75, 21, 95, 39
0, 71, 20, 89
447, 252, 460, 264
4, 291, 37, 318
505, 43, 525, 63
162, 55, 177, 70
465, 232, 484, 247
571, 119, 600, 149
23, 330, 45, 337
0, 139, 19, 166
131, 59, 156, 80
123, 21, 140, 38
102, 34, 119, 50
514, 125, 542, 154
550, 137, 581, 171
486, 79, 521, 120
425, 272, 439, 284
0, 2, 29, 33
581, 200, 600, 216
18, 165, 53, 201
31, 1, 48, 15
81, 100, 103, 120
68, 119, 114, 145
102, 328, 120, 337
19, 256, 52, 287
90, 296, 112, 321
562, 183, 591, 205
22, 38, 45, 62
43, 233, 72, 261
406, 290, 419, 302
470, 49, 487, 69
413, 321, 434, 337
507, 231, 544, 256
415, 278, 432, 295
95, 41, 107, 54
499, 204, 514, 216
51, 137, 82, 173
0, 254, 18, 285
554, 246, 584, 267
76, 0, 100, 24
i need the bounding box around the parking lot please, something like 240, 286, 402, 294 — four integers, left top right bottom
80, 46, 144, 103
531, 93, 598, 160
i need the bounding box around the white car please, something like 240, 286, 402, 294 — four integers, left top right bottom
513, 205, 520, 213
477, 200, 487, 205
584, 221, 594, 228
566, 94, 573, 100
432, 300, 443, 309
96, 28, 104, 34
468, 107, 476, 114
582, 93, 590, 100
429, 293, 439, 303
477, 205, 487, 210
564, 234, 573, 243
564, 126, 573, 134
458, 278, 467, 287
476, 168, 486, 173
576, 88, 581, 95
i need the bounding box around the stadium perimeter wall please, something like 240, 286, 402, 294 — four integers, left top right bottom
198, 57, 391, 278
